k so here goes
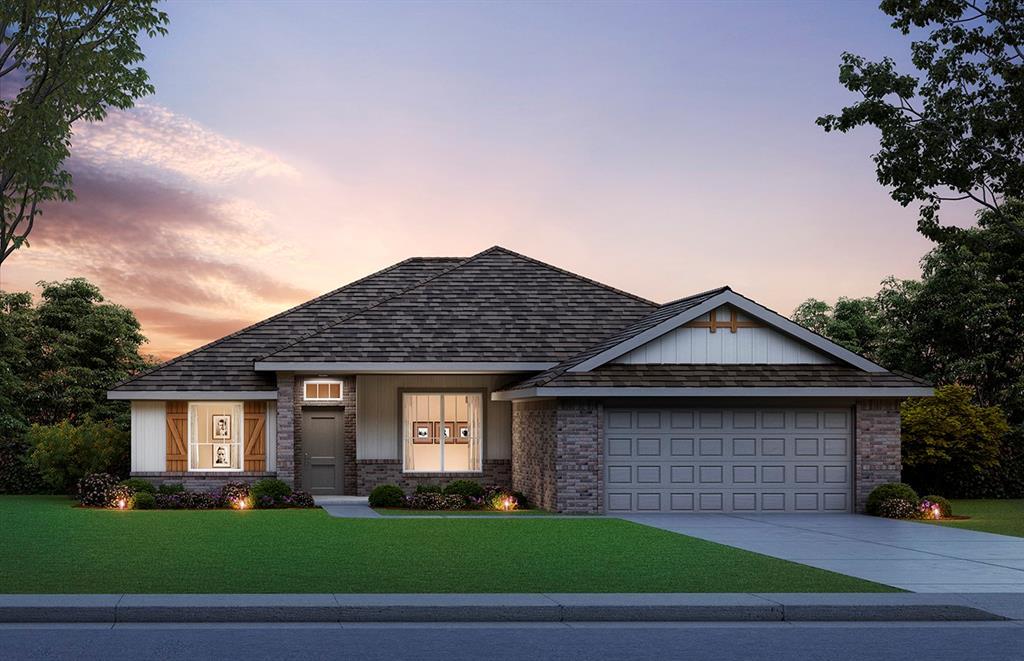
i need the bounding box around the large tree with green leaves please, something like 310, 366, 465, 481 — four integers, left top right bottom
0, 1, 168, 272
818, 0, 1024, 240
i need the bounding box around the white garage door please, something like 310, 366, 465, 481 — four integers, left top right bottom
604, 408, 852, 513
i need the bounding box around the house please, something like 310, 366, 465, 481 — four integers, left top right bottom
107, 246, 931, 513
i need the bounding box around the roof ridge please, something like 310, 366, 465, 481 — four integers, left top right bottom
659, 285, 731, 307
484, 245, 659, 307
113, 256, 463, 389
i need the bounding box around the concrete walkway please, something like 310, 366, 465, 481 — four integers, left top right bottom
314, 496, 381, 518
619, 514, 1024, 593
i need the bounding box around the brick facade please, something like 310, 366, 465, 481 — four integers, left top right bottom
275, 372, 296, 487
291, 375, 358, 495
511, 399, 603, 514
854, 398, 902, 512
356, 459, 512, 494
131, 472, 277, 493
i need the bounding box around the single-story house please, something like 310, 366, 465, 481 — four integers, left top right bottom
108, 246, 931, 513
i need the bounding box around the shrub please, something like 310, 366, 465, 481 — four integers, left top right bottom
368, 484, 405, 508
78, 472, 119, 507
133, 492, 156, 510
866, 482, 919, 516
106, 484, 135, 509
921, 495, 953, 518
443, 479, 483, 499
877, 497, 920, 520
251, 478, 292, 504
157, 482, 185, 495
415, 483, 443, 494
406, 492, 467, 510
219, 481, 251, 508
155, 491, 221, 510
120, 478, 156, 495
25, 418, 130, 493
282, 491, 315, 508
0, 438, 48, 494
901, 385, 1010, 497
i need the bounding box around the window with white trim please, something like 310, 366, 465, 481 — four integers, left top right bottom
402, 393, 483, 473
188, 402, 244, 471
304, 379, 343, 402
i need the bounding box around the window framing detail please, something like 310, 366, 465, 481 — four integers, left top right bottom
400, 390, 485, 474
186, 401, 245, 473
304, 378, 344, 402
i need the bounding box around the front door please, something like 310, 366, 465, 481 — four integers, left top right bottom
301, 408, 344, 495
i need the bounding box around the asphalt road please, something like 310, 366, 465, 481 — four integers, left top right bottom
3, 622, 1024, 661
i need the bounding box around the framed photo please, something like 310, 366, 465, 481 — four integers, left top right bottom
413, 421, 433, 444
439, 422, 454, 440
212, 443, 231, 468
212, 414, 231, 440
457, 424, 470, 440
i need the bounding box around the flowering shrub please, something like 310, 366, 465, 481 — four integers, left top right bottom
282, 491, 315, 508
866, 483, 919, 516
106, 484, 135, 509
219, 481, 251, 506
406, 492, 467, 510
877, 497, 920, 519
154, 491, 221, 510
78, 472, 119, 507
922, 495, 952, 518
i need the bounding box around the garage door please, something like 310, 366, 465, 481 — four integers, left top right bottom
604, 408, 852, 513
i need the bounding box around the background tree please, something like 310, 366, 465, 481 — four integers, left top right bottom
792, 296, 880, 357
817, 0, 1024, 240
0, 1, 168, 273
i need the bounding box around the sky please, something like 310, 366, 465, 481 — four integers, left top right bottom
1, 0, 973, 360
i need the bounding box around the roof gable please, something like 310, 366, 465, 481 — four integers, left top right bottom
568, 289, 886, 373
256, 247, 657, 367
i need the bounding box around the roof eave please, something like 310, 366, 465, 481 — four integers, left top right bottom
254, 361, 557, 374
491, 386, 934, 401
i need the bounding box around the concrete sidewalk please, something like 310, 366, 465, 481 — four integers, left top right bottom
1, 593, 1021, 623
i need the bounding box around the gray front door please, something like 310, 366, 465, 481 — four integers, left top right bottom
301, 408, 344, 495
604, 407, 853, 513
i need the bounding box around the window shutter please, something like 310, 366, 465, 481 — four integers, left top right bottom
244, 401, 267, 472
165, 402, 188, 471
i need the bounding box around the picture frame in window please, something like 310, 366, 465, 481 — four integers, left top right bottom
212, 414, 232, 440
212, 443, 232, 468
439, 422, 454, 441
413, 421, 433, 444
456, 423, 470, 443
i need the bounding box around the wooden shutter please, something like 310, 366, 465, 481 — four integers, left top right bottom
244, 401, 267, 472
165, 402, 188, 471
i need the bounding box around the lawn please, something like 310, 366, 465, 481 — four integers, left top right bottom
0, 496, 896, 594
924, 499, 1024, 538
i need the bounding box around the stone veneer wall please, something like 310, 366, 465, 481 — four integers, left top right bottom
275, 372, 296, 487
854, 399, 902, 512
131, 472, 277, 493
356, 459, 512, 494
511, 400, 557, 511
511, 399, 603, 514
290, 374, 358, 495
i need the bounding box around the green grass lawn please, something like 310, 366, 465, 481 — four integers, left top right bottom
924, 499, 1024, 538
0, 496, 896, 594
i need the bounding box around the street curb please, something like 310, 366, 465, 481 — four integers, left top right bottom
0, 593, 1010, 623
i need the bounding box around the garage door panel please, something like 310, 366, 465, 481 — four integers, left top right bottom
605, 407, 852, 513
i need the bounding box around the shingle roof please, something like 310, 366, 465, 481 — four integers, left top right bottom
259, 247, 657, 364
505, 286, 729, 389
501, 364, 931, 390
110, 257, 465, 391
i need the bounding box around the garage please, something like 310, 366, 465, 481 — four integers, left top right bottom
604, 407, 853, 513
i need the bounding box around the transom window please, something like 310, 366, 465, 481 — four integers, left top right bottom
304, 379, 343, 401
402, 393, 482, 473
188, 402, 244, 471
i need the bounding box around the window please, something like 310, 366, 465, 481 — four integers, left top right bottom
402, 393, 482, 473
304, 379, 343, 401
188, 402, 244, 471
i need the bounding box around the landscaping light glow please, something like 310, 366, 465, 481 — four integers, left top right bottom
116, 499, 126, 510
235, 498, 247, 510
932, 505, 941, 519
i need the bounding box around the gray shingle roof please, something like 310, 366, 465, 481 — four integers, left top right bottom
260, 247, 657, 364
501, 364, 931, 390
111, 257, 464, 391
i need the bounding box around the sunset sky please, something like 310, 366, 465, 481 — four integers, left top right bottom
2, 1, 973, 360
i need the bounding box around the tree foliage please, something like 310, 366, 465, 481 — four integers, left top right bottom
0, 1, 168, 268
818, 0, 1024, 240
901, 384, 1009, 495
25, 417, 129, 493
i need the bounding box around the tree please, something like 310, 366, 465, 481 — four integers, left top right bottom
901, 384, 1010, 496
817, 0, 1024, 240
791, 296, 881, 357
0, 289, 33, 441
0, 1, 168, 271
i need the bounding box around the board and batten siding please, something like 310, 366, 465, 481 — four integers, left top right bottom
356, 374, 515, 461
614, 306, 834, 365
131, 401, 166, 472
129, 400, 277, 472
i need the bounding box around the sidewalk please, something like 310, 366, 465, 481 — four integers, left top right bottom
2, 593, 1021, 623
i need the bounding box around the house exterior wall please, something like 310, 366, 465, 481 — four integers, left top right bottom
130, 401, 166, 472
356, 459, 512, 494
511, 400, 557, 511
614, 306, 833, 365
356, 374, 514, 460
290, 374, 357, 495
854, 398, 902, 512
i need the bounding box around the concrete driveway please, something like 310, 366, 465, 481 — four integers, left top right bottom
619, 514, 1024, 593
